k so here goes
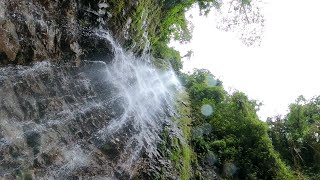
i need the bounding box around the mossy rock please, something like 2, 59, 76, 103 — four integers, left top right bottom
15, 170, 34, 180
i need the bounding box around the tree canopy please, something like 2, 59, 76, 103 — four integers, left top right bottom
268, 96, 320, 178
181, 69, 293, 179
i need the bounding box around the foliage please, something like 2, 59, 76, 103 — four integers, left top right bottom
106, 0, 194, 70
106, 0, 261, 71
159, 91, 194, 179
152, 42, 183, 73
214, 0, 265, 46
183, 69, 293, 179
175, 92, 194, 179
268, 96, 320, 178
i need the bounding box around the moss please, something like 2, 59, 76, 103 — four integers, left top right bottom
176, 93, 194, 180
158, 92, 194, 179
104, 0, 197, 72
15, 170, 33, 180
127, 0, 161, 53
181, 143, 192, 180
101, 143, 113, 153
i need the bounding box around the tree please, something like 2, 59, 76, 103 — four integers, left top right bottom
213, 0, 265, 46
184, 69, 293, 179
268, 96, 320, 178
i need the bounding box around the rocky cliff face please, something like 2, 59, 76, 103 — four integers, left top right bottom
0, 61, 176, 179
0, 0, 123, 66
0, 49, 182, 180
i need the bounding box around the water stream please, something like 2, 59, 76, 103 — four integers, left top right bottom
0, 30, 181, 179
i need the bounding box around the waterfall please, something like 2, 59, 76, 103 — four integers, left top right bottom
0, 30, 181, 179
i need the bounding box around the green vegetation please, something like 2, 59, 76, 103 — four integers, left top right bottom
159, 91, 194, 180
107, 0, 185, 71
15, 170, 33, 180
106, 0, 256, 72
181, 69, 293, 179
175, 92, 194, 180
267, 96, 320, 179
176, 69, 320, 179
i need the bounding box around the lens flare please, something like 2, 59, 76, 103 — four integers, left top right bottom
201, 104, 213, 116
224, 162, 237, 176
205, 75, 217, 87
205, 151, 217, 166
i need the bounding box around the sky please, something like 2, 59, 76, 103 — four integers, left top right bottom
172, 0, 320, 120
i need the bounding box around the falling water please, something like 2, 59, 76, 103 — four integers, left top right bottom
0, 30, 181, 179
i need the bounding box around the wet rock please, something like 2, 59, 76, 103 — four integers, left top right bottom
0, 19, 20, 62
114, 166, 131, 180
0, 0, 114, 66
25, 130, 41, 154
0, 1, 183, 178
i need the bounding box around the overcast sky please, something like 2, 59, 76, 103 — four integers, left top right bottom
173, 0, 320, 120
